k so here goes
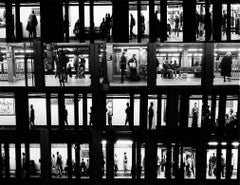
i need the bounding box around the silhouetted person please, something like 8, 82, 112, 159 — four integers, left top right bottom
148, 102, 154, 130
219, 51, 232, 82
130, 14, 135, 40
120, 52, 127, 83
123, 152, 128, 175
192, 102, 199, 128
56, 152, 63, 177
89, 106, 93, 127
27, 10, 38, 39
125, 103, 130, 127
29, 104, 35, 129
64, 105, 68, 128
22, 153, 26, 175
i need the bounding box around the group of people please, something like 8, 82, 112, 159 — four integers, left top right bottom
167, 12, 183, 38
99, 13, 112, 41
160, 60, 182, 79
26, 10, 38, 39
51, 152, 89, 177
119, 53, 141, 82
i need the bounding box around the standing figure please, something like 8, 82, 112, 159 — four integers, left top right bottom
80, 158, 86, 176
124, 103, 130, 127
128, 54, 138, 80
203, 105, 211, 127
220, 153, 225, 177
174, 14, 180, 37
74, 19, 81, 40
22, 153, 26, 175
222, 10, 227, 35
64, 105, 68, 128
56, 152, 63, 177
107, 107, 113, 127
73, 53, 79, 79
130, 14, 136, 40
79, 56, 86, 78
140, 14, 145, 35
114, 154, 118, 176
123, 152, 128, 176
120, 52, 127, 83
192, 102, 199, 128
27, 10, 38, 39
29, 104, 35, 129
219, 52, 232, 82
89, 106, 93, 127
148, 102, 154, 130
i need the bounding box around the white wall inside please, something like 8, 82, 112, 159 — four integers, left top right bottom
114, 142, 132, 171
29, 144, 41, 171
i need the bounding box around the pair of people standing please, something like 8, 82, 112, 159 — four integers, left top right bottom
26, 11, 38, 39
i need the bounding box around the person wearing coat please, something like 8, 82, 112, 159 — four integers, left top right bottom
219, 52, 232, 82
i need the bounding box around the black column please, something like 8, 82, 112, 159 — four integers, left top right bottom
156, 94, 162, 130
25, 143, 30, 178
225, 143, 232, 180
33, 42, 45, 88
106, 134, 114, 180
145, 134, 157, 183
79, 0, 85, 42
58, 92, 65, 130
75, 144, 80, 179
196, 140, 207, 183
166, 93, 178, 130
40, 0, 64, 42
149, 0, 155, 42
4, 144, 10, 178
202, 43, 214, 90
205, 0, 212, 41
64, 1, 70, 42
140, 93, 148, 130
112, 0, 129, 42
179, 94, 189, 129
40, 130, 51, 184
15, 92, 29, 132
89, 130, 103, 184
15, 1, 22, 42
15, 142, 21, 179
147, 43, 156, 90
5, 0, 14, 42
67, 143, 72, 179
226, 2, 231, 41
183, 0, 196, 42
210, 94, 216, 130
46, 93, 51, 129
137, 0, 141, 43
212, 0, 222, 41
160, 0, 167, 42
74, 93, 79, 130
217, 95, 226, 136
89, 0, 94, 43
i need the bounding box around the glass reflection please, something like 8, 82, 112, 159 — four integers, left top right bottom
157, 144, 166, 179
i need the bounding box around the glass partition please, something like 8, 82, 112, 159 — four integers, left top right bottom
157, 143, 167, 179
28, 94, 46, 128
44, 43, 91, 87
206, 144, 217, 179
51, 143, 68, 178
29, 144, 41, 178
0, 93, 16, 126
213, 43, 240, 86
64, 94, 74, 127
106, 94, 130, 127
148, 95, 158, 130
231, 142, 239, 179
106, 43, 147, 86
0, 43, 35, 87
9, 144, 16, 178
50, 94, 59, 126
0, 143, 6, 177
182, 147, 196, 179
161, 95, 167, 127
114, 140, 133, 178
156, 43, 202, 86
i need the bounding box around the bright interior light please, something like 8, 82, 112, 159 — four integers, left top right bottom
208, 142, 218, 146
232, 142, 239, 147
101, 140, 107, 145
116, 140, 133, 145
221, 142, 227, 146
